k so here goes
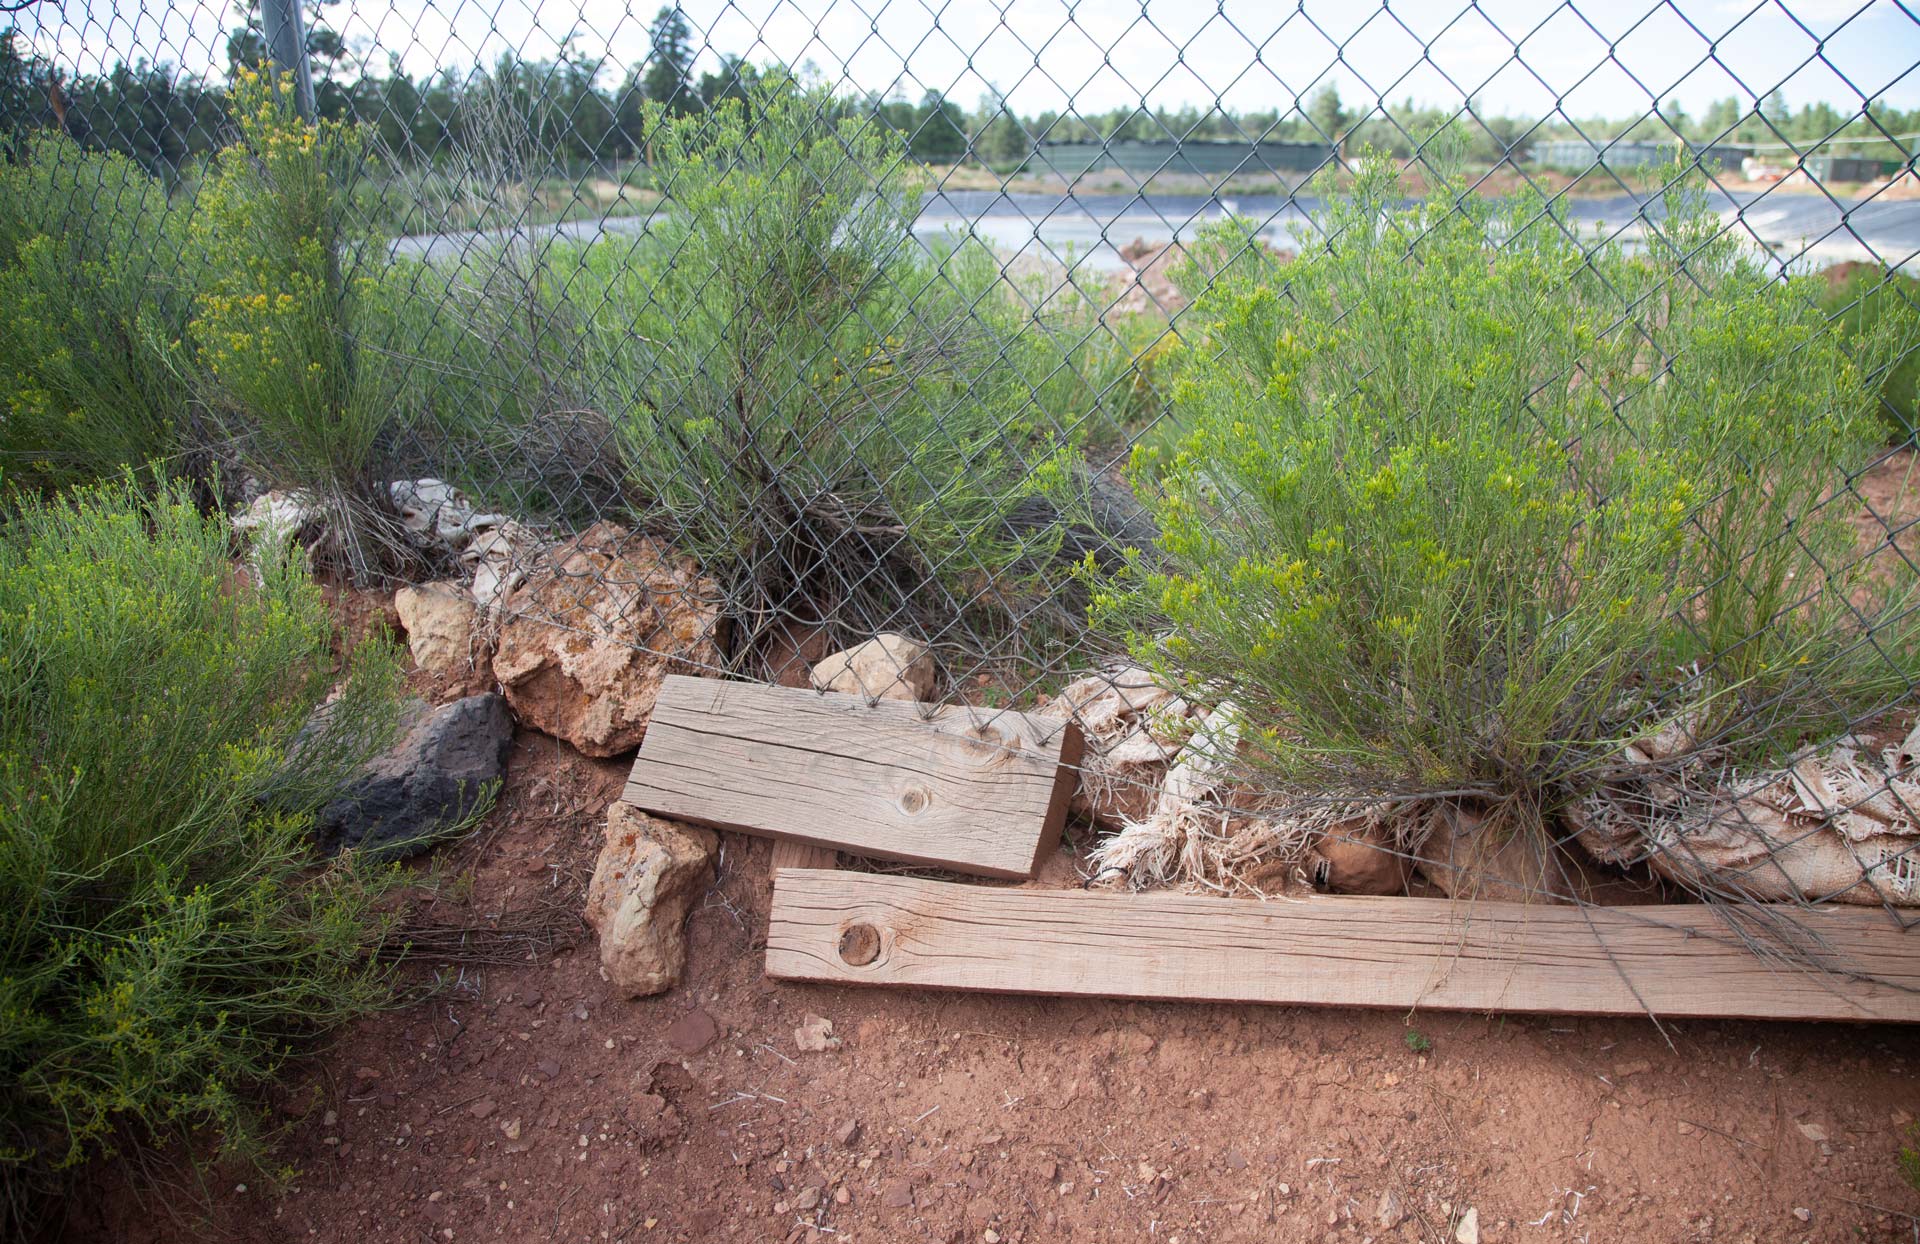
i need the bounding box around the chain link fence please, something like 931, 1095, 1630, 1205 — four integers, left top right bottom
3, 0, 1918, 959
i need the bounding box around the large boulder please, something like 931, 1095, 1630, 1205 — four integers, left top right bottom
394, 580, 492, 696
315, 692, 512, 858
809, 633, 936, 702
586, 803, 717, 997
493, 523, 723, 757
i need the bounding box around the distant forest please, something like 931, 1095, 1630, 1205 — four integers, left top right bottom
4, 4, 1917, 179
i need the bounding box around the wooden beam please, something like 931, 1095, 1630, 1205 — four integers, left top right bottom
765, 870, 1920, 1023
770, 841, 837, 870
626, 676, 1082, 880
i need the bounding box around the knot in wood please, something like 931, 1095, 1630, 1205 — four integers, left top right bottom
838, 922, 882, 966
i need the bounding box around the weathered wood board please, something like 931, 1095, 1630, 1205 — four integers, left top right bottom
765, 870, 1920, 1023
625, 676, 1082, 879
769, 841, 838, 870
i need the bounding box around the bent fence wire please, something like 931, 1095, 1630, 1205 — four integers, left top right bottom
5, 0, 1919, 977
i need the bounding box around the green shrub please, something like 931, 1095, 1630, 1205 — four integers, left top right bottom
571, 83, 1116, 657
0, 478, 406, 1227
190, 66, 412, 578
1814, 261, 1920, 441
0, 135, 195, 491
1092, 155, 1916, 821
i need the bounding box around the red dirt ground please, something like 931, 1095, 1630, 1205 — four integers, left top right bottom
69, 694, 1920, 1244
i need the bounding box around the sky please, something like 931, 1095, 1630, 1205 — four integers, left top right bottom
19, 0, 1920, 124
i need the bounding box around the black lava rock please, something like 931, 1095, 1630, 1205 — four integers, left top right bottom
315, 692, 512, 858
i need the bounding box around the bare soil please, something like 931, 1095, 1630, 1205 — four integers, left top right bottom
70, 685, 1920, 1244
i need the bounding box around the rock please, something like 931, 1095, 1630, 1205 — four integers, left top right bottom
880, 1179, 914, 1209
314, 693, 511, 858
1454, 1206, 1480, 1244
1416, 803, 1589, 904
794, 1014, 840, 1053
626, 1090, 683, 1146
584, 803, 718, 997
469, 1098, 497, 1119
835, 1119, 861, 1147
665, 1008, 719, 1054
1570, 727, 1920, 906
1041, 666, 1194, 828
494, 522, 722, 757
794, 1186, 823, 1211
810, 634, 935, 702
395, 580, 492, 694
1376, 1190, 1405, 1229
1792, 1207, 1812, 1223
1310, 818, 1410, 895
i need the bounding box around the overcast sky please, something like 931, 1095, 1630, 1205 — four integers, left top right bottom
21, 0, 1920, 123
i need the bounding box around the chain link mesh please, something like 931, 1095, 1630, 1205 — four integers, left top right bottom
3, 0, 1917, 962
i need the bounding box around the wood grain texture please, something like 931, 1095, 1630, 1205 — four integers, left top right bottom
766, 870, 1920, 1022
770, 841, 837, 870
625, 676, 1082, 879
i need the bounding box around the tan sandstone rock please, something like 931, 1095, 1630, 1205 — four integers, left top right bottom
1309, 818, 1410, 895
1415, 803, 1614, 904
585, 803, 717, 997
493, 523, 722, 757
393, 580, 491, 695
809, 633, 935, 702
1043, 666, 1196, 829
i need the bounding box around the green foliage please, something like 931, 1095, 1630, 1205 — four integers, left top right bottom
1403, 1028, 1432, 1054
190, 66, 410, 578
1814, 262, 1920, 442
0, 479, 407, 1225
576, 83, 1116, 651
0, 134, 195, 491
1899, 1121, 1920, 1193
1093, 154, 1915, 815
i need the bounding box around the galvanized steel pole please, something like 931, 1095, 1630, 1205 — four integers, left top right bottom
258, 0, 316, 119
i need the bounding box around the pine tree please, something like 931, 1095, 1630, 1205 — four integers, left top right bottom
643, 7, 696, 116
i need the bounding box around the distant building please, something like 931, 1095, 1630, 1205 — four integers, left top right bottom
1803, 154, 1902, 183
1531, 139, 1751, 174
1031, 139, 1333, 179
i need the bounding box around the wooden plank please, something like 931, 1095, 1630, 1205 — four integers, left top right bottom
765, 870, 1920, 1023
626, 675, 1082, 879
770, 841, 837, 870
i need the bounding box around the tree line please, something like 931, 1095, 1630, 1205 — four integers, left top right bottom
4, 5, 1916, 181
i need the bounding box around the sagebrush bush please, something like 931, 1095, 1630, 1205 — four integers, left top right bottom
0, 135, 195, 491
1815, 261, 1920, 441
0, 479, 406, 1227
1093, 154, 1917, 820
569, 83, 1126, 657
191, 67, 414, 579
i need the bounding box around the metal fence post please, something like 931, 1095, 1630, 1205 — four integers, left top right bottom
259, 0, 317, 120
